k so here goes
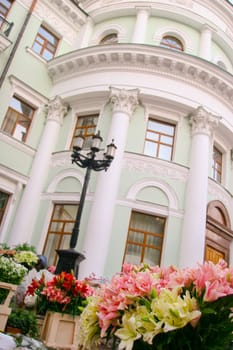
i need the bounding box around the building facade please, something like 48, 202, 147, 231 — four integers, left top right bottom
0, 0, 233, 279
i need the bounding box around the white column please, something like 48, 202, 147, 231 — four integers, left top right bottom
199, 25, 213, 60
131, 7, 150, 44
76, 17, 94, 49
179, 106, 220, 268
9, 96, 68, 245
79, 88, 139, 279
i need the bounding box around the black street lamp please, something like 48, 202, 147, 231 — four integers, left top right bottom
55, 131, 117, 276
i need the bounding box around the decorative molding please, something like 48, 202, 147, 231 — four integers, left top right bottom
47, 44, 233, 108
90, 23, 127, 45
123, 153, 189, 182
208, 178, 232, 209
46, 96, 69, 125
50, 151, 72, 167
8, 75, 48, 107
109, 87, 139, 117
47, 168, 84, 193
19, 0, 86, 45
190, 106, 221, 137
126, 178, 179, 210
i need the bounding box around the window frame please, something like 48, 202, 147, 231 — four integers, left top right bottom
0, 0, 13, 18
71, 114, 99, 149
212, 146, 222, 183
99, 33, 118, 45
123, 210, 166, 266
43, 203, 78, 266
1, 95, 35, 142
160, 35, 184, 51
32, 25, 59, 61
144, 117, 176, 161
0, 190, 10, 226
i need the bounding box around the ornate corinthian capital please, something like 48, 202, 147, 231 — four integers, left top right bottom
190, 106, 221, 137
109, 87, 139, 117
47, 96, 69, 125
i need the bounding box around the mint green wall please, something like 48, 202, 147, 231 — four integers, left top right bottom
212, 41, 233, 73
126, 105, 146, 153
104, 205, 131, 277
0, 140, 33, 175
0, 1, 27, 76
162, 216, 182, 266
174, 117, 191, 166
137, 187, 169, 205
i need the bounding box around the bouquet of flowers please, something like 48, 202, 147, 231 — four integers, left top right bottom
0, 255, 28, 304
78, 260, 233, 350
0, 242, 38, 270
26, 271, 94, 316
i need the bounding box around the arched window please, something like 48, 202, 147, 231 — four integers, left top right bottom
205, 201, 233, 265
160, 35, 184, 51
99, 33, 118, 45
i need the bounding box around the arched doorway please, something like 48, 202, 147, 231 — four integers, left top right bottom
205, 201, 233, 264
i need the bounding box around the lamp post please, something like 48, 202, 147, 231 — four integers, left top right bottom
55, 131, 117, 276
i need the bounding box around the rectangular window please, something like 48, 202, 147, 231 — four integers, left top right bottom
0, 190, 9, 226
1, 96, 34, 141
0, 0, 12, 18
1, 96, 35, 142
43, 204, 78, 266
32, 25, 59, 61
212, 146, 222, 183
71, 114, 98, 149
144, 118, 175, 161
123, 211, 166, 266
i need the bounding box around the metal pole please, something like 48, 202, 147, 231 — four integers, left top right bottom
70, 166, 91, 249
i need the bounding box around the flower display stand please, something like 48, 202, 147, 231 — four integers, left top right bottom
41, 311, 80, 350
0, 282, 17, 332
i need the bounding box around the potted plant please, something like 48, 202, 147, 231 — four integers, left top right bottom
6, 308, 38, 337
25, 271, 94, 348
78, 260, 233, 350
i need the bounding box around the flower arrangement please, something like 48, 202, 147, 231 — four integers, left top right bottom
78, 260, 233, 350
13, 250, 38, 270
0, 256, 28, 285
0, 242, 38, 270
26, 271, 94, 316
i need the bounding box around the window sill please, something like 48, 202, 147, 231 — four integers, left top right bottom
26, 47, 48, 64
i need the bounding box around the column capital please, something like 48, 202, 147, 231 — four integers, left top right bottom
46, 96, 69, 125
190, 106, 221, 137
109, 87, 139, 117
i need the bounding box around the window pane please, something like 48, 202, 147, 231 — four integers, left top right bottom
124, 211, 166, 266
158, 145, 172, 160
125, 244, 142, 265
71, 114, 99, 149
144, 141, 157, 156
42, 49, 54, 61
32, 26, 59, 60
43, 204, 78, 265
144, 247, 161, 265
144, 118, 175, 161
160, 36, 183, 51
1, 96, 34, 142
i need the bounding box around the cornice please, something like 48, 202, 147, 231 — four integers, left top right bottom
48, 44, 233, 108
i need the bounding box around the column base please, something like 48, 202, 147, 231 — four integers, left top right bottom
55, 248, 85, 277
